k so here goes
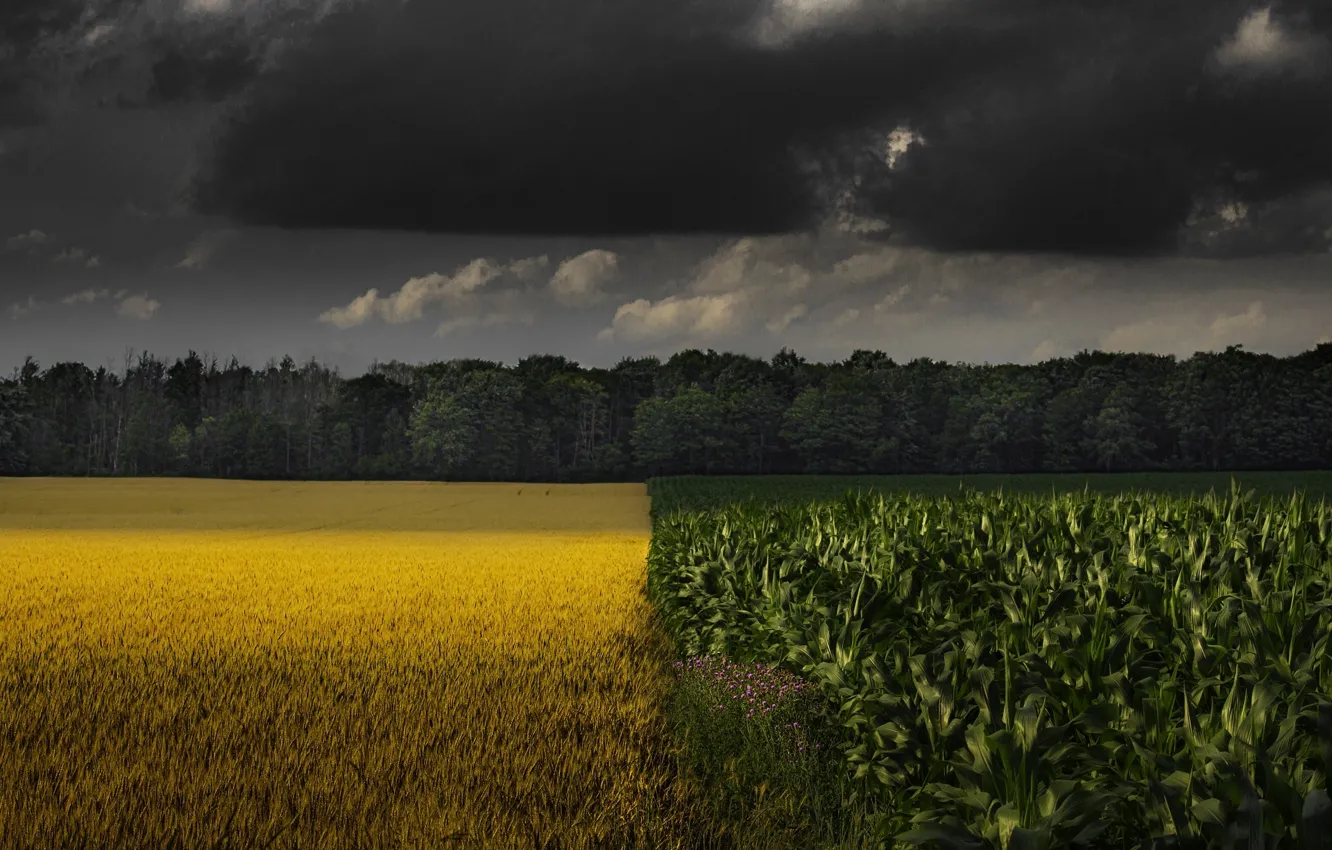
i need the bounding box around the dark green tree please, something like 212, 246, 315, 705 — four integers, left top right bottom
0, 381, 32, 474
408, 381, 476, 479
1083, 382, 1156, 472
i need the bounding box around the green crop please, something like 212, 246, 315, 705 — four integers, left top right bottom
647, 481, 1332, 848
646, 473, 1332, 518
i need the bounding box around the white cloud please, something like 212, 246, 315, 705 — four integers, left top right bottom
689, 239, 759, 294
117, 294, 161, 321
549, 250, 619, 305
601, 293, 747, 343
85, 255, 101, 268
1213, 6, 1329, 74
690, 237, 813, 297
381, 260, 506, 323
602, 236, 818, 342
883, 126, 923, 169
320, 289, 383, 329
1218, 201, 1249, 225
319, 256, 547, 328
509, 255, 551, 281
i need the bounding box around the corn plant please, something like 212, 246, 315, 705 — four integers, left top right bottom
647, 482, 1332, 848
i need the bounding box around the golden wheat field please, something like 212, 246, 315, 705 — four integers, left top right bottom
0, 479, 705, 849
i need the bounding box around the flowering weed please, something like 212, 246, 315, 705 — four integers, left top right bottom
665, 654, 861, 848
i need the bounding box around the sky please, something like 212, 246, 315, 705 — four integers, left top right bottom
2, 0, 1330, 377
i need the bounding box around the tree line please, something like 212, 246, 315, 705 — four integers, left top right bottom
1, 343, 1329, 481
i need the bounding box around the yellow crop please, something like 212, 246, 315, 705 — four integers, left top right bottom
0, 479, 703, 848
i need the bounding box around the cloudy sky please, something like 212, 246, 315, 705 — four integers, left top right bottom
2, 0, 1330, 376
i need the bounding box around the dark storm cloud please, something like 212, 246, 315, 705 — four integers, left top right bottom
863, 0, 1332, 256
0, 0, 89, 59
188, 0, 1045, 237
188, 0, 1332, 254
147, 30, 260, 104
1, 0, 316, 121
0, 0, 90, 127
9, 0, 1329, 256
137, 2, 339, 106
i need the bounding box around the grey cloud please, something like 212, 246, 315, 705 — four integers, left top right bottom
1100, 300, 1269, 355
61, 288, 111, 305
435, 311, 533, 339
4, 229, 48, 252
3, 230, 101, 266
596, 230, 1325, 356
765, 303, 808, 334
3, 226, 1330, 375
49, 288, 157, 318
51, 246, 86, 263
1181, 186, 1332, 256
8, 295, 41, 320
116, 292, 161, 320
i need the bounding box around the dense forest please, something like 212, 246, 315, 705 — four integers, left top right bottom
1, 343, 1330, 481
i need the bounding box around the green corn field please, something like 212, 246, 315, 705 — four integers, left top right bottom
647, 479, 1332, 848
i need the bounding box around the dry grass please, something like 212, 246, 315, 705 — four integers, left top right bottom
0, 479, 713, 849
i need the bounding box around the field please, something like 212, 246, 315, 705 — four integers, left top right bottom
0, 479, 705, 849
648, 478, 1332, 846
5, 472, 1332, 848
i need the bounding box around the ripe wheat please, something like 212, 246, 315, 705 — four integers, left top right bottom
0, 479, 701, 848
